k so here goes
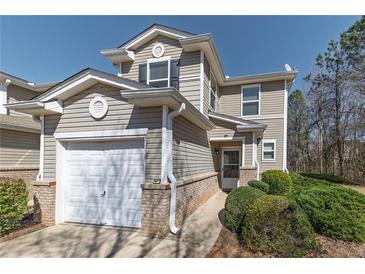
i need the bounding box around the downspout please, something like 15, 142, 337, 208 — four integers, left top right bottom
167, 102, 186, 234
33, 115, 44, 181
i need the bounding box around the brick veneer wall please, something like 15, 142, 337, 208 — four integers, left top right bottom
32, 181, 56, 226
239, 167, 257, 186
140, 172, 219, 238
175, 172, 219, 227
0, 169, 38, 196
140, 183, 171, 238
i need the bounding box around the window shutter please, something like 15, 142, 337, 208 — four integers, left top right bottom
139, 63, 147, 84
170, 60, 179, 90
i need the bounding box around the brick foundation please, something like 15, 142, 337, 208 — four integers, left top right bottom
140, 172, 219, 238
239, 167, 257, 186
32, 180, 56, 226
0, 169, 38, 196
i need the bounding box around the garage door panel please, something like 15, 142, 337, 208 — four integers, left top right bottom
64, 138, 144, 228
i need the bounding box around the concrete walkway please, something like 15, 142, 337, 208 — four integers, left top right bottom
0, 191, 226, 258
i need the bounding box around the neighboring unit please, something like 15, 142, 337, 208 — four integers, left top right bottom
0, 72, 56, 182
5, 24, 297, 237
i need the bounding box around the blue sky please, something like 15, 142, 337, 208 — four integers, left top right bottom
0, 16, 360, 91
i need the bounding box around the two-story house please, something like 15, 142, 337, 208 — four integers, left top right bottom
5, 24, 297, 237
0, 72, 56, 182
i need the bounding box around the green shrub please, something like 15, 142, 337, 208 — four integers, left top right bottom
248, 180, 269, 193
291, 173, 365, 243
224, 186, 265, 233
0, 177, 28, 235
242, 195, 316, 257
262, 170, 292, 195
300, 172, 363, 185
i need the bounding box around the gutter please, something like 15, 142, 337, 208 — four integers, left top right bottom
166, 102, 186, 234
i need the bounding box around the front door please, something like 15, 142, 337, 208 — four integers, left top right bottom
221, 149, 241, 190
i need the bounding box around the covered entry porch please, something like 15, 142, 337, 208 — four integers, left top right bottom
209, 112, 267, 191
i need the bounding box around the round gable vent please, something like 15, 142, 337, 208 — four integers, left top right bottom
89, 96, 108, 119
152, 43, 165, 58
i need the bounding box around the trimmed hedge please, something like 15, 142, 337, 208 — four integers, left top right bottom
248, 180, 270, 193
0, 177, 28, 235
300, 172, 363, 185
291, 173, 365, 243
242, 195, 316, 257
262, 170, 292, 195
224, 186, 266, 233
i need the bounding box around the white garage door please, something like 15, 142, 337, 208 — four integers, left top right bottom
64, 139, 144, 228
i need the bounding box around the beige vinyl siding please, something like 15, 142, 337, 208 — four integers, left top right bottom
219, 80, 285, 117
7, 85, 39, 117
43, 85, 162, 181
179, 51, 201, 110
218, 85, 240, 116
121, 35, 201, 111
179, 78, 201, 110
173, 115, 214, 179
257, 118, 284, 172
0, 128, 39, 169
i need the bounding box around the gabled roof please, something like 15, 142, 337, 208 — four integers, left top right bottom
0, 71, 57, 92
33, 68, 150, 102
101, 24, 298, 87
118, 24, 195, 50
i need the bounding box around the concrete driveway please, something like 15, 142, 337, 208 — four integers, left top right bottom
0, 191, 226, 258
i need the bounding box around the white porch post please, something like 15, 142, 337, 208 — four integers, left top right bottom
252, 132, 257, 167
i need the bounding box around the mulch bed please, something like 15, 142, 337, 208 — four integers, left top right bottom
0, 223, 45, 243
207, 227, 365, 258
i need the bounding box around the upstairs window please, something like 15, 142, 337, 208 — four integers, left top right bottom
209, 70, 218, 111
262, 139, 276, 161
241, 84, 260, 116
148, 58, 170, 88
139, 57, 179, 89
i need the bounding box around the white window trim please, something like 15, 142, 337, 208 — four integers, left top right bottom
262, 139, 276, 162
147, 56, 171, 87
208, 68, 218, 112
241, 83, 261, 117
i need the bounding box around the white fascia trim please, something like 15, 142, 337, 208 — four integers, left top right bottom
199, 50, 204, 113
210, 137, 245, 141
40, 75, 137, 102
209, 112, 247, 126
54, 128, 148, 141
36, 116, 44, 181
242, 115, 284, 120
262, 139, 277, 162
283, 80, 288, 171
125, 28, 187, 50
44, 100, 63, 114
161, 105, 169, 184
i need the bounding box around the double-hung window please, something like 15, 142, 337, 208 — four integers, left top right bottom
209, 70, 218, 111
241, 84, 260, 116
147, 57, 170, 88
262, 139, 276, 161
